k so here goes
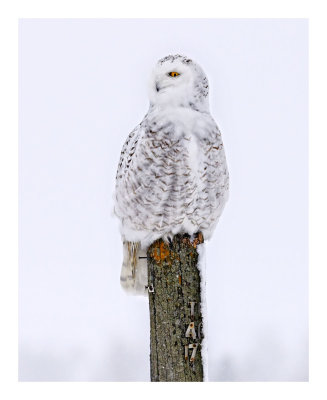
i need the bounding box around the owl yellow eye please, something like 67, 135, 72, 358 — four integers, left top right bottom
168, 71, 180, 77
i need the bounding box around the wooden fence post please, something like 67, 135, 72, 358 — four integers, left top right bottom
147, 232, 205, 382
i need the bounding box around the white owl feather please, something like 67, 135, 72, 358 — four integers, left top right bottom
115, 55, 229, 295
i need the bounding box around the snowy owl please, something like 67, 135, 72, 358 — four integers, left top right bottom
115, 54, 229, 295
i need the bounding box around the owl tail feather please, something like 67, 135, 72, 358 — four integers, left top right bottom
120, 241, 148, 296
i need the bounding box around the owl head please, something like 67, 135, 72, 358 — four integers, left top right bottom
148, 55, 209, 112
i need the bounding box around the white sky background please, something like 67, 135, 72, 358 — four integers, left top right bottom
19, 19, 308, 382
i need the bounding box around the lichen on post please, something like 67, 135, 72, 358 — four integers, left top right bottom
147, 232, 204, 382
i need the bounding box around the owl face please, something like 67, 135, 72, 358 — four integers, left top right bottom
148, 55, 209, 111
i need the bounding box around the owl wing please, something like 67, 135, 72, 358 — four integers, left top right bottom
192, 122, 229, 239
115, 123, 142, 182
115, 121, 151, 295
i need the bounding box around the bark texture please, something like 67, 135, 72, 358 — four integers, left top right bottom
147, 232, 204, 382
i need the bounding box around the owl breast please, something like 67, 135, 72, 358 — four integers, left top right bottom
115, 108, 229, 247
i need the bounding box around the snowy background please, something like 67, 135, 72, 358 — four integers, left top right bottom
19, 19, 308, 381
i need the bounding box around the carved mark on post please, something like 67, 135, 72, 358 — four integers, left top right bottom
184, 343, 199, 364
185, 322, 197, 340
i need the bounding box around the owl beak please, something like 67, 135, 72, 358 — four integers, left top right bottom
155, 82, 160, 92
